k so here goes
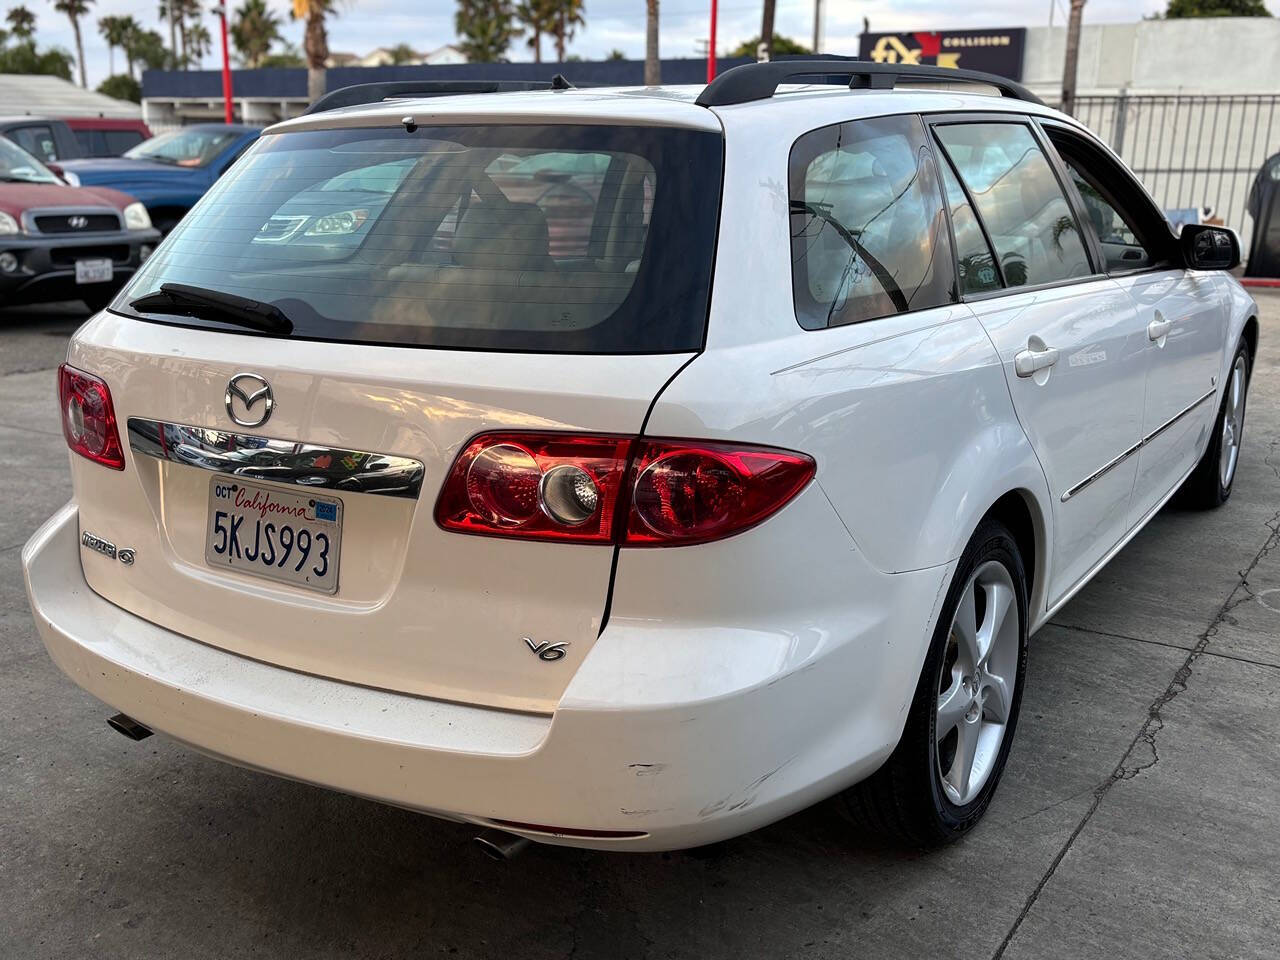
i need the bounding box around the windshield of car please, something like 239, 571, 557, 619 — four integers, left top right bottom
117, 124, 724, 354
0, 137, 59, 184
124, 128, 239, 167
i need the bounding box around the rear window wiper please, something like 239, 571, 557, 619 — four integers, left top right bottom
130, 283, 294, 335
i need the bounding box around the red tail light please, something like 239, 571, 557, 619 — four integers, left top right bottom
58, 364, 124, 470
435, 432, 814, 546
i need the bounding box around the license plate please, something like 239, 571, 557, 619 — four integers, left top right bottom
205, 478, 343, 594
75, 258, 113, 284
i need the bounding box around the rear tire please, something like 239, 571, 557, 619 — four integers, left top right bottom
1179, 342, 1250, 510
841, 518, 1029, 847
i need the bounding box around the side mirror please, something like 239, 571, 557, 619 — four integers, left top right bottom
1181, 223, 1240, 271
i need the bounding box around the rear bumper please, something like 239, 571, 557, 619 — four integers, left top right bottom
0, 228, 160, 305
24, 501, 950, 851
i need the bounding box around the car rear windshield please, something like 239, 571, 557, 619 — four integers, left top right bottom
117, 123, 724, 354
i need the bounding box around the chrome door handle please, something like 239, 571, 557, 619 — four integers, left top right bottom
1148, 318, 1173, 341
1014, 346, 1060, 378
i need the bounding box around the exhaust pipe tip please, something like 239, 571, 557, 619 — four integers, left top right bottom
106, 713, 153, 741
474, 828, 532, 862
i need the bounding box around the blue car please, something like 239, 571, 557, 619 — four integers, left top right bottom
60, 124, 259, 234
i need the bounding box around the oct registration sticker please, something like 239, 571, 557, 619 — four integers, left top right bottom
205, 478, 343, 594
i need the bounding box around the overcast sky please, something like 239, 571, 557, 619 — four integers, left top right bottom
20, 0, 1176, 89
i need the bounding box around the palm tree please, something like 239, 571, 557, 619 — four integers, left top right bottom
759, 0, 775, 60
643, 0, 659, 84
173, 0, 201, 68
292, 0, 336, 104
98, 13, 128, 74
51, 0, 93, 87
186, 20, 211, 68
1061, 0, 1086, 115
7, 5, 37, 40
157, 0, 179, 67
515, 0, 554, 62
118, 15, 143, 78
231, 0, 281, 68
548, 0, 584, 62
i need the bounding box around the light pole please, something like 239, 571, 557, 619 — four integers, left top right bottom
216, 0, 234, 123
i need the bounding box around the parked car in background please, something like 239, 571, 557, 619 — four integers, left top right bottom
60, 124, 260, 233
0, 136, 160, 311
0, 116, 83, 164
64, 117, 152, 158
0, 116, 151, 165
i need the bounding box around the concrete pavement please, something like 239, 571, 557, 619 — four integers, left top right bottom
2, 294, 1278, 959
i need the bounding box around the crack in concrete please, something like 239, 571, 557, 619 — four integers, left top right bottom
991, 486, 1280, 958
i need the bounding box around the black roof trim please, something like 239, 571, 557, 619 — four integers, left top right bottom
304, 80, 561, 115
695, 60, 1046, 108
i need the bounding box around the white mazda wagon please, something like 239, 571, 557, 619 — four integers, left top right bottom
23, 62, 1259, 853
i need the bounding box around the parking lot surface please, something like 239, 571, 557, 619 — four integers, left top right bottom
3, 294, 1279, 959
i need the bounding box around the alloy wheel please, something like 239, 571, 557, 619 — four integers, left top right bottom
1219, 354, 1247, 490
935, 560, 1020, 807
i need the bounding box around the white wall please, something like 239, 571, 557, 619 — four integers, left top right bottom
1023, 17, 1280, 95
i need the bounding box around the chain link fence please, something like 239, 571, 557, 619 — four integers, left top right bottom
1072, 93, 1280, 239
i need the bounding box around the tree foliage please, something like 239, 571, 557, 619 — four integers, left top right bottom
455, 0, 516, 62
515, 0, 554, 62
231, 0, 282, 68
6, 6, 37, 39
52, 0, 94, 87
97, 72, 140, 101
547, 0, 584, 62
728, 33, 810, 57
259, 40, 305, 68
0, 34, 74, 78
1161, 0, 1272, 14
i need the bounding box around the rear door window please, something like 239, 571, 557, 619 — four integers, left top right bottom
10, 124, 58, 161
934, 122, 1092, 288
938, 158, 1001, 294
118, 124, 723, 354
104, 129, 145, 155
789, 113, 956, 330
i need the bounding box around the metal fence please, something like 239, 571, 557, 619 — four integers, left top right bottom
1071, 93, 1280, 238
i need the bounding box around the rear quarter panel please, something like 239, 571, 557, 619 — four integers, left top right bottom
660, 95, 1053, 591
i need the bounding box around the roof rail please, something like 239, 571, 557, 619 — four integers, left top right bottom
304, 79, 569, 116
695, 60, 1046, 109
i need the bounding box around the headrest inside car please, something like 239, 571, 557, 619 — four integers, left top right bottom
454, 199, 551, 270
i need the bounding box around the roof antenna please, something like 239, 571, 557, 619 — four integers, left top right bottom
401, 115, 418, 133
550, 74, 574, 90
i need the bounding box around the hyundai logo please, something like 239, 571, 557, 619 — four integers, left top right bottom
67, 215, 89, 229
225, 373, 274, 428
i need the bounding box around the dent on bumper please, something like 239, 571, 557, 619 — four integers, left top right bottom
23, 502, 949, 851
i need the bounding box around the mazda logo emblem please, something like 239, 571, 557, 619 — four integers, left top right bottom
224, 373, 273, 427
67, 215, 89, 229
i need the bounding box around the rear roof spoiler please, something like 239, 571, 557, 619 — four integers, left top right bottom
304, 76, 576, 115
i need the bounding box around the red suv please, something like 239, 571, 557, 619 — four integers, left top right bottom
0, 136, 160, 311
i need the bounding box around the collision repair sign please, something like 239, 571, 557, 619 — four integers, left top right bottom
858, 28, 1027, 80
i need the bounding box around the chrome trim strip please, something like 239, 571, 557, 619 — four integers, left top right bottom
127, 418, 424, 500
1060, 441, 1143, 503
1143, 387, 1217, 447
1060, 387, 1217, 503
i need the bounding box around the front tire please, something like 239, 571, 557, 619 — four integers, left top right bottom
842, 518, 1029, 846
1179, 342, 1250, 509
